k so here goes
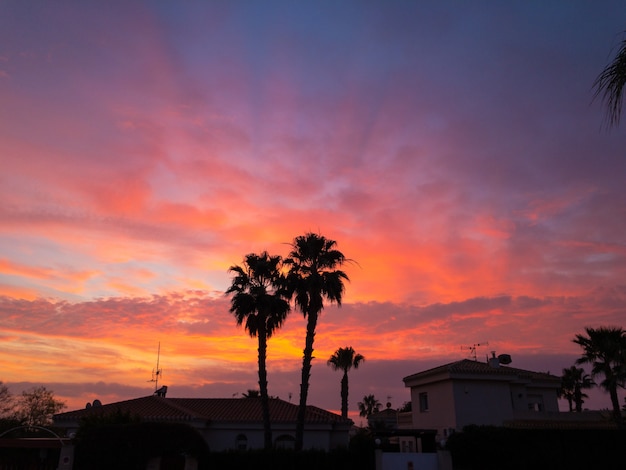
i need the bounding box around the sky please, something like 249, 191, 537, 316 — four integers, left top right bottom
1, 1, 626, 423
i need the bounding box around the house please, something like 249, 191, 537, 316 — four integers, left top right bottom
53, 395, 352, 452
402, 353, 562, 442
367, 404, 400, 430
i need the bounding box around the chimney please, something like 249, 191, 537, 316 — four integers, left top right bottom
488, 351, 500, 368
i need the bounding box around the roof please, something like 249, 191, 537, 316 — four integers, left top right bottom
54, 396, 352, 426
403, 359, 560, 384
370, 408, 398, 418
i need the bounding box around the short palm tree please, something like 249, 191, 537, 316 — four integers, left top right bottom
227, 252, 290, 449
358, 394, 381, 418
574, 371, 595, 413
573, 326, 626, 422
558, 368, 576, 412
559, 366, 594, 412
327, 346, 364, 418
285, 233, 349, 450
594, 33, 626, 128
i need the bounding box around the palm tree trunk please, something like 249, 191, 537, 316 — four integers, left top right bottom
574, 386, 582, 413
609, 384, 622, 424
258, 326, 272, 449
295, 311, 318, 451
341, 370, 348, 419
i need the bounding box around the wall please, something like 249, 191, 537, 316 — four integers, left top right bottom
452, 378, 514, 430
409, 379, 456, 436
201, 423, 348, 451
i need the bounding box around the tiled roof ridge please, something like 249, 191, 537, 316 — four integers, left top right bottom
154, 396, 205, 420
55, 395, 141, 414
305, 404, 352, 423
404, 358, 560, 382
55, 396, 351, 425
138, 397, 196, 421
54, 396, 138, 421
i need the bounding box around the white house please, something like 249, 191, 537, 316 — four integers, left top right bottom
402, 354, 561, 441
53, 395, 352, 451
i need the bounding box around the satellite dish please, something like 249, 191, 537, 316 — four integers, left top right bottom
498, 354, 512, 365
92, 399, 102, 407
85, 402, 92, 409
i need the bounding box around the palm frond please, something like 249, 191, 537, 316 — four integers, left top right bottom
593, 35, 626, 128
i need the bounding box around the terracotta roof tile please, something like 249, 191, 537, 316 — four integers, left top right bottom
54, 396, 351, 425
403, 359, 560, 383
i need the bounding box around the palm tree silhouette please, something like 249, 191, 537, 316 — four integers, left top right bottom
573, 326, 626, 422
559, 366, 594, 412
285, 233, 349, 450
327, 346, 364, 419
227, 252, 290, 449
358, 394, 381, 418
594, 33, 626, 128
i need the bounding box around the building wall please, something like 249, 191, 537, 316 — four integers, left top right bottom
527, 385, 560, 413
201, 423, 348, 451
451, 379, 514, 430
509, 382, 559, 412
407, 373, 561, 439
328, 427, 351, 449
56, 416, 349, 452
509, 383, 529, 411
409, 380, 456, 435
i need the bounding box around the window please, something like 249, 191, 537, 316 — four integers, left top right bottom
419, 392, 429, 412
274, 434, 295, 450
235, 434, 247, 451
527, 394, 544, 412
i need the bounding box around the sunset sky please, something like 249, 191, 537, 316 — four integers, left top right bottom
2, 1, 626, 422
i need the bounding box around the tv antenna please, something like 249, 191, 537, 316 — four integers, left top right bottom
462, 342, 489, 361
148, 342, 163, 392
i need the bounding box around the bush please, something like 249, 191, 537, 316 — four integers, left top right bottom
74, 421, 209, 470
204, 447, 371, 470
73, 422, 375, 470
445, 425, 626, 470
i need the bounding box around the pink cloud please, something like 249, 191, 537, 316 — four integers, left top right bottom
1, 284, 624, 413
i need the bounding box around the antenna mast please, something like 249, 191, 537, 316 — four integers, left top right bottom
149, 342, 163, 392
462, 342, 489, 361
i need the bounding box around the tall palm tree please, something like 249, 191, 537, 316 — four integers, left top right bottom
358, 394, 381, 418
285, 233, 349, 450
573, 326, 626, 422
327, 346, 365, 419
594, 33, 626, 128
227, 251, 290, 449
559, 366, 594, 412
